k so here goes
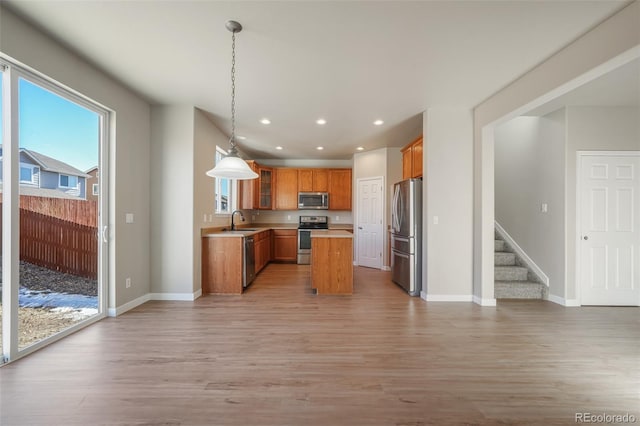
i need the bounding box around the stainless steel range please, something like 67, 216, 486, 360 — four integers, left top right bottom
297, 215, 329, 264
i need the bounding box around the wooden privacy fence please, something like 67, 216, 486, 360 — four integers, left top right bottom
0, 206, 98, 280
0, 194, 97, 227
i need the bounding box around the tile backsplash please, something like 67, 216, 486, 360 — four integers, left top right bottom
249, 210, 353, 225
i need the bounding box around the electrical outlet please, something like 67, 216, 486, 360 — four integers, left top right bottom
433, 216, 439, 225
540, 203, 548, 213
209, 214, 213, 222
125, 278, 131, 288
203, 213, 207, 222
125, 213, 134, 223
335, 216, 340, 221
287, 215, 291, 220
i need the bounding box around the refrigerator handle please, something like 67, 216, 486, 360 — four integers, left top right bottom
392, 185, 399, 232
397, 186, 404, 231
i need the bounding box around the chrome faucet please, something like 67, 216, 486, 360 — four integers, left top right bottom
230, 210, 245, 231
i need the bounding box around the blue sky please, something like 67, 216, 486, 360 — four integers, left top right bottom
0, 76, 99, 172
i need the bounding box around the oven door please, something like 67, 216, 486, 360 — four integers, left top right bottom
297, 229, 312, 264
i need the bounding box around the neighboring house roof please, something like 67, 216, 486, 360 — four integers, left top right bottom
20, 148, 91, 178
85, 166, 98, 175
0, 184, 85, 200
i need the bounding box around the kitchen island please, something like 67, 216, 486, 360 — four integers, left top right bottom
310, 230, 354, 295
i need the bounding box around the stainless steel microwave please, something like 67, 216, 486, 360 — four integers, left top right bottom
298, 192, 329, 209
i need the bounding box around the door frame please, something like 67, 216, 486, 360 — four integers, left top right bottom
575, 150, 640, 306
355, 176, 385, 270
0, 55, 111, 363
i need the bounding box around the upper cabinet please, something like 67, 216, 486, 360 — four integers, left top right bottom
275, 168, 299, 210
240, 162, 273, 210
401, 135, 423, 179
298, 169, 329, 192
240, 163, 351, 211
328, 169, 352, 210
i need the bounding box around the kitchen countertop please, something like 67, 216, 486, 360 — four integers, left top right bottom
202, 223, 353, 237
310, 230, 354, 238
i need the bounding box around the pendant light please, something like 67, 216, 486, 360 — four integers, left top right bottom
206, 20, 258, 180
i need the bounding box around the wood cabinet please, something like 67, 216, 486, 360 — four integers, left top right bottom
256, 166, 274, 209
242, 162, 351, 211
254, 230, 272, 273
298, 169, 329, 192
401, 135, 423, 179
272, 229, 297, 262
239, 161, 257, 210
202, 236, 243, 294
275, 168, 299, 210
328, 169, 352, 210
239, 162, 273, 210
311, 233, 353, 294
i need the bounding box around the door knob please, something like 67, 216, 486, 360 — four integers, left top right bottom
583, 236, 588, 240
358, 227, 363, 230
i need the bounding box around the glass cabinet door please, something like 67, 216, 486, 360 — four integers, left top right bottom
258, 167, 272, 209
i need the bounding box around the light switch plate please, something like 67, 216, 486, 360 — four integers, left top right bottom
125, 213, 134, 223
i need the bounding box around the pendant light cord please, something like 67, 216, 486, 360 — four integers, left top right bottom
229, 30, 237, 153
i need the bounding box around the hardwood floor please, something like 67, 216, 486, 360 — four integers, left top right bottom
1, 264, 638, 425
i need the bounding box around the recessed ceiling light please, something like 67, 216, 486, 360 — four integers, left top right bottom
316, 146, 324, 150
373, 119, 384, 126
275, 146, 283, 150
260, 118, 271, 125
356, 146, 364, 151
316, 118, 327, 125
236, 135, 247, 140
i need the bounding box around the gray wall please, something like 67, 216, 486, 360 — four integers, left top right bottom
353, 147, 402, 268
424, 108, 474, 299
494, 110, 566, 298
150, 106, 195, 295
1, 6, 152, 310
565, 106, 640, 300
473, 1, 639, 303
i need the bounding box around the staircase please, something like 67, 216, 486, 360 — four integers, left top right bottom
494, 232, 546, 299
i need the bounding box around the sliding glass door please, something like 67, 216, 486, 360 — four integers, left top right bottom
1, 58, 109, 363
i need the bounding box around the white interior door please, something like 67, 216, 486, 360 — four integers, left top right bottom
579, 152, 640, 306
357, 177, 384, 269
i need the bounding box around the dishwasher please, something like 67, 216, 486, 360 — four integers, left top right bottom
243, 236, 256, 288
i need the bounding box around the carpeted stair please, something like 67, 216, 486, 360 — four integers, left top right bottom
494, 234, 546, 299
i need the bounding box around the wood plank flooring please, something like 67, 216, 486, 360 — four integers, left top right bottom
1, 264, 639, 425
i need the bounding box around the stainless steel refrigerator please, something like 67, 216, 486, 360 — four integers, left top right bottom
391, 178, 422, 296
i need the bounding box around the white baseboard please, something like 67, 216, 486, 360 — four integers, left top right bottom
494, 221, 549, 286
421, 291, 473, 302
382, 266, 391, 271
108, 290, 202, 317
547, 293, 580, 307
473, 295, 497, 306
108, 293, 150, 317
150, 291, 201, 301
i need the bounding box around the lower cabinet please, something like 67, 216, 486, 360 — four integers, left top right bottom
201, 236, 244, 294
272, 229, 298, 262
254, 230, 272, 273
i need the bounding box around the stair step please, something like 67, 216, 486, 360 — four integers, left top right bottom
495, 252, 516, 266
495, 239, 506, 252
495, 266, 528, 281
495, 281, 545, 299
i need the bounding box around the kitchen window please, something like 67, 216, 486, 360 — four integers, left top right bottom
214, 146, 236, 214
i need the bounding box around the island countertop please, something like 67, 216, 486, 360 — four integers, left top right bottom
310, 230, 353, 238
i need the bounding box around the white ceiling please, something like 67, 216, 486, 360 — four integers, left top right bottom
4, 1, 632, 159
